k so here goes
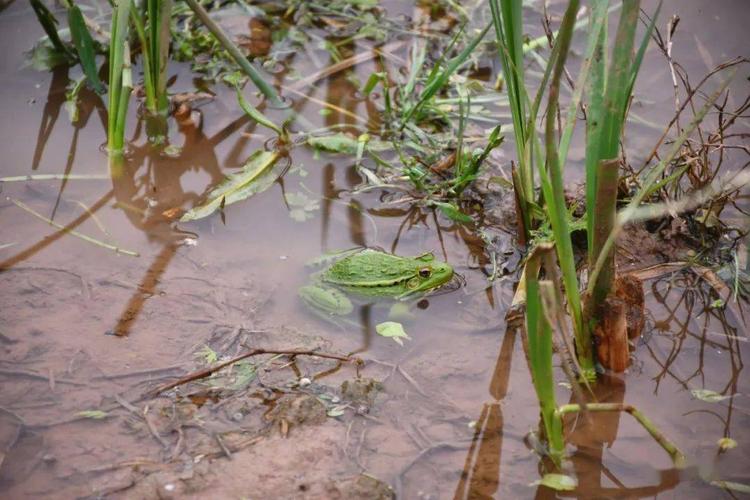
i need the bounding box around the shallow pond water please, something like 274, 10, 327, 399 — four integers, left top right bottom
0, 0, 748, 498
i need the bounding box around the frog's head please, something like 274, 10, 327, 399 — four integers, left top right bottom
405, 252, 454, 294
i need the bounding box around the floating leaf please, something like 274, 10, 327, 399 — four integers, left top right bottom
375, 321, 411, 346
711, 480, 750, 494
77, 410, 108, 419
327, 405, 347, 417
307, 133, 390, 155
691, 389, 731, 403
181, 150, 281, 221
532, 473, 577, 491
285, 191, 320, 222
717, 437, 737, 452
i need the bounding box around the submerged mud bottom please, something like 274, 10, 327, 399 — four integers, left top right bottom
0, 257, 747, 498
1, 0, 749, 497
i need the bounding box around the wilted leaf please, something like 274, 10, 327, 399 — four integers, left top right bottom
64, 77, 85, 123
27, 41, 70, 71
717, 437, 737, 451
77, 410, 108, 419
711, 480, 750, 494
375, 321, 410, 346
181, 150, 281, 221
229, 362, 257, 390
531, 473, 577, 491
691, 389, 731, 403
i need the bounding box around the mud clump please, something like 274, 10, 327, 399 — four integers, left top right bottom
267, 394, 327, 437
326, 473, 394, 500
340, 377, 382, 408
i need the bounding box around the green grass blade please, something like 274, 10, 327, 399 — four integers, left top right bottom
558, 1, 607, 169
624, 0, 662, 119
107, 0, 132, 154
183, 0, 281, 106
67, 4, 105, 94
539, 0, 593, 371
525, 246, 565, 462
236, 87, 283, 136
30, 0, 74, 58
400, 21, 491, 127
587, 71, 736, 296
585, 0, 609, 254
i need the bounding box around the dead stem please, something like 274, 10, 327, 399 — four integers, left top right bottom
146, 348, 361, 398
7, 197, 139, 257
556, 403, 686, 467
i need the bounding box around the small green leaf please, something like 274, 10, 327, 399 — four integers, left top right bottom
77, 410, 109, 419
691, 389, 731, 403
197, 345, 218, 364
181, 150, 281, 221
531, 473, 577, 491
363, 72, 384, 96
709, 299, 724, 309
717, 437, 737, 451
433, 202, 472, 224
375, 321, 411, 346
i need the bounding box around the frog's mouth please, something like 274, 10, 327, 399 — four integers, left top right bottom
400, 272, 464, 299
433, 273, 465, 294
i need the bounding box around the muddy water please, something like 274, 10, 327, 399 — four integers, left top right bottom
1, 0, 748, 498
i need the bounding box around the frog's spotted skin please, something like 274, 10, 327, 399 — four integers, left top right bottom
298, 248, 454, 317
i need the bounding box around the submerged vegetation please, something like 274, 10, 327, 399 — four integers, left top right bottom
8, 0, 750, 496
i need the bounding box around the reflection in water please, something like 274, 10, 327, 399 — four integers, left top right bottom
31, 67, 69, 172
454, 324, 517, 499
455, 265, 747, 498
646, 270, 745, 455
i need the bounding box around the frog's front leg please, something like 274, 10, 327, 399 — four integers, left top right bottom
298, 285, 353, 317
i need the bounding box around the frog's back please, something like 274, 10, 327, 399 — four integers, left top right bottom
322, 249, 415, 286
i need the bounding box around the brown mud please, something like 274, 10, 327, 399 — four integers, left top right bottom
0, 0, 749, 498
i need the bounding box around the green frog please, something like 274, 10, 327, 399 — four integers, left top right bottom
298, 248, 454, 319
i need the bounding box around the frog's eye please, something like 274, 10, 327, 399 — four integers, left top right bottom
418, 267, 432, 279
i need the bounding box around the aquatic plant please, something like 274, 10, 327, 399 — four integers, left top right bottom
107, 0, 133, 157
507, 0, 738, 469
130, 0, 172, 142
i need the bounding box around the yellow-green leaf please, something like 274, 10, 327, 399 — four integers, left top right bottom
181, 150, 281, 221
532, 473, 577, 491
375, 321, 410, 346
